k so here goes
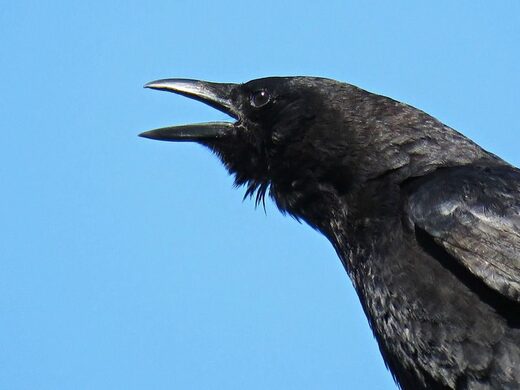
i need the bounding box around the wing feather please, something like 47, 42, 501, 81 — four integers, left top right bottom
406, 165, 520, 302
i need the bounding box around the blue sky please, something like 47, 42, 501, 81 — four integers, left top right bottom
1, 2, 519, 389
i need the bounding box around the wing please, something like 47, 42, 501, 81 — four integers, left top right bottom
405, 164, 520, 303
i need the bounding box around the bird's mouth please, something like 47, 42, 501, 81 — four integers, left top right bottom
140, 79, 239, 142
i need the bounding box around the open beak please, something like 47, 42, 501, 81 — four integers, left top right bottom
140, 79, 239, 142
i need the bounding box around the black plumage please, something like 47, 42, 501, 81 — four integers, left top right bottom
141, 77, 520, 389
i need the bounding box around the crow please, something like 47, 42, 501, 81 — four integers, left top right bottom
141, 77, 520, 389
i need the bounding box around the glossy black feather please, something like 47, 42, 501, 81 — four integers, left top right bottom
406, 165, 520, 303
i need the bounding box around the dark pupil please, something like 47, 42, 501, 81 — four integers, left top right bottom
252, 90, 269, 107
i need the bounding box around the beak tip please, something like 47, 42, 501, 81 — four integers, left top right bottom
138, 131, 153, 139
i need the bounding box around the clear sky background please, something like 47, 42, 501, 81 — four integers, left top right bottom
1, 2, 519, 389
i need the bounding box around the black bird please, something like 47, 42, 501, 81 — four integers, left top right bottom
141, 77, 520, 389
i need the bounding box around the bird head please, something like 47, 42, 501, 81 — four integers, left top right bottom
141, 77, 353, 209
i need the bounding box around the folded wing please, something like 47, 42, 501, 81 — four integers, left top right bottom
406, 165, 520, 303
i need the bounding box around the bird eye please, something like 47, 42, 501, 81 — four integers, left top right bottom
250, 90, 271, 108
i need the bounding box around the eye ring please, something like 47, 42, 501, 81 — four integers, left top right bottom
250, 89, 271, 108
